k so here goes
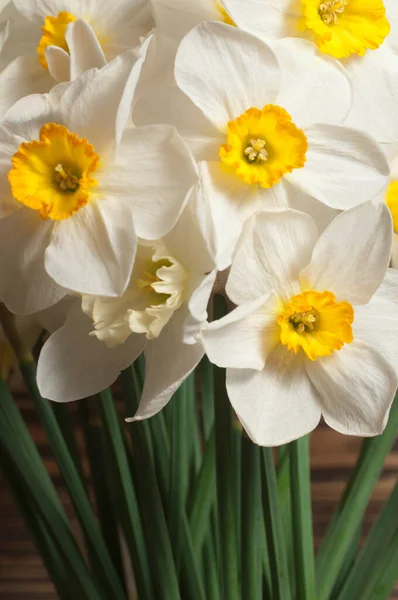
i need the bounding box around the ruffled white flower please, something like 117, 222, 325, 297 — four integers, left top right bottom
0, 52, 198, 314
36, 196, 216, 407
221, 0, 398, 145
0, 0, 153, 115
136, 23, 389, 268
202, 201, 398, 446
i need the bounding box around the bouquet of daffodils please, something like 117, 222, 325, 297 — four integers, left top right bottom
1, 0, 398, 598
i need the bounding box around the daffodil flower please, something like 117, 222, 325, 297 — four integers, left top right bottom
202, 201, 398, 446
222, 0, 398, 144
377, 150, 398, 266
36, 197, 216, 405
0, 0, 152, 115
150, 23, 389, 268
0, 53, 198, 314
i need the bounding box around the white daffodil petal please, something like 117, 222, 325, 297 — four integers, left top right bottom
45, 197, 137, 297
202, 294, 278, 370
131, 308, 204, 421
65, 20, 106, 80
222, 0, 300, 41
0, 209, 66, 314
353, 270, 398, 376
307, 341, 397, 437
393, 235, 398, 268
0, 126, 25, 217
13, 0, 87, 21
37, 303, 146, 402
385, 0, 398, 53
1, 89, 55, 142
45, 46, 71, 83
59, 50, 142, 156
199, 161, 288, 271
344, 48, 398, 144
274, 38, 352, 126
301, 201, 392, 306
227, 209, 318, 305
151, 0, 219, 40
100, 125, 198, 240
284, 180, 339, 233
288, 124, 390, 209
175, 22, 280, 130
184, 270, 217, 344
227, 345, 322, 447
0, 56, 53, 118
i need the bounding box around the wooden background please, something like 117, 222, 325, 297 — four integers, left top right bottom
1, 387, 397, 599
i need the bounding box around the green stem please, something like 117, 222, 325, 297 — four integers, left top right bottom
241, 437, 262, 600
261, 448, 291, 600
316, 397, 398, 600
289, 436, 316, 600
213, 295, 240, 600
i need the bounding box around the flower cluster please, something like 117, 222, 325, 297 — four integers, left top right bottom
0, 0, 397, 446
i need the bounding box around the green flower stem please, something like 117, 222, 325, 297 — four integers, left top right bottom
289, 435, 316, 600
241, 437, 263, 600
261, 447, 291, 600
316, 396, 398, 600
19, 360, 126, 600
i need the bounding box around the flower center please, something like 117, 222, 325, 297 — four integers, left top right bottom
220, 105, 308, 188
301, 0, 390, 59
37, 12, 77, 70
318, 0, 347, 25
386, 180, 398, 234
278, 290, 354, 361
8, 123, 99, 221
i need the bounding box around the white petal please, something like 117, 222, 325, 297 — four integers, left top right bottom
222, 0, 300, 41
0, 209, 66, 314
65, 20, 106, 79
344, 48, 398, 144
301, 201, 392, 305
392, 235, 398, 268
354, 269, 398, 376
203, 294, 279, 370
60, 50, 143, 157
199, 161, 288, 271
99, 125, 198, 240
0, 126, 25, 216
306, 341, 397, 436
385, 0, 398, 53
284, 180, 339, 233
0, 60, 53, 130
227, 209, 318, 305
37, 303, 146, 402
45, 197, 137, 297
151, 0, 219, 40
288, 124, 390, 209
175, 22, 280, 130
273, 38, 352, 126
45, 46, 71, 82
227, 345, 322, 446
131, 308, 204, 420
184, 269, 217, 344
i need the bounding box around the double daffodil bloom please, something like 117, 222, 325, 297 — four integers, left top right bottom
0, 53, 198, 314
0, 0, 152, 115
148, 23, 389, 268
222, 0, 398, 144
202, 201, 398, 446
36, 197, 216, 405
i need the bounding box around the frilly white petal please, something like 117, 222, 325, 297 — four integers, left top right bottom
45, 46, 71, 82
65, 20, 106, 80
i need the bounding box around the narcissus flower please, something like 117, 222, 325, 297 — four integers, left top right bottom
36, 197, 216, 405
0, 0, 152, 115
381, 153, 398, 267
222, 0, 398, 144
0, 53, 198, 314
158, 23, 389, 268
202, 201, 398, 446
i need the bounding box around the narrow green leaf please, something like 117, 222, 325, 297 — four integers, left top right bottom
241, 437, 262, 600
19, 360, 127, 600
316, 396, 398, 600
0, 378, 102, 600
370, 534, 398, 600
261, 447, 291, 600
52, 402, 85, 482
98, 389, 157, 600
289, 436, 316, 600
213, 294, 241, 600
337, 482, 398, 600
199, 355, 215, 441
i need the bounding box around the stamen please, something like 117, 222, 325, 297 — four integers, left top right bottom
290, 310, 317, 333
244, 138, 269, 163
55, 163, 79, 191
319, 0, 348, 25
